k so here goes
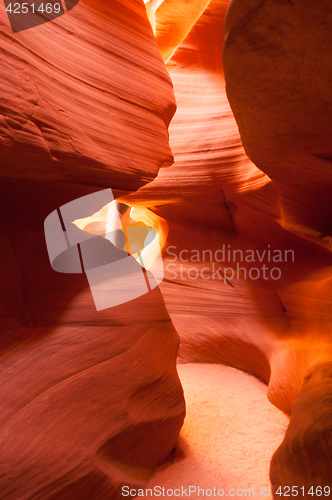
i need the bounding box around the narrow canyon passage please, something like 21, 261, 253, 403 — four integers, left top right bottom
148, 364, 289, 499
1, 0, 332, 497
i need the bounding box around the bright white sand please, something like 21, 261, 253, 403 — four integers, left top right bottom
147, 364, 289, 499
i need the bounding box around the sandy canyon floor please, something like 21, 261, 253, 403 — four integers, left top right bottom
147, 364, 289, 499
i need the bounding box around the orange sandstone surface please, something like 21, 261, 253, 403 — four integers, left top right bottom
0, 1, 184, 498
1, 0, 332, 498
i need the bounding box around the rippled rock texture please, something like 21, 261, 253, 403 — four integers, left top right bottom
126, 0, 332, 413
223, 0, 332, 494
1, 0, 332, 497
0, 0, 175, 191
129, 0, 332, 495
0, 1, 184, 498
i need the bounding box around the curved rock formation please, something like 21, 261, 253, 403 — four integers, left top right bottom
0, 279, 184, 499
223, 0, 332, 494
0, 0, 175, 192
223, 0, 332, 250
2, 0, 332, 495
270, 361, 332, 493
0, 0, 185, 497
147, 0, 213, 62
123, 0, 332, 492
121, 0, 321, 409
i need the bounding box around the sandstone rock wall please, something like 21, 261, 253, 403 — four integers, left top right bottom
0, 1, 185, 497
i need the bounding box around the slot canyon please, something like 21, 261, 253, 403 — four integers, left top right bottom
0, 0, 332, 498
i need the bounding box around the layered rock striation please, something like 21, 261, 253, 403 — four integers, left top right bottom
0, 1, 185, 498
223, 0, 332, 494
2, 0, 332, 496
0, 0, 175, 192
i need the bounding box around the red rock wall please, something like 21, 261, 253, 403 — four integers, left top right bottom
125, 0, 332, 493
0, 0, 175, 192
0, 1, 185, 497
223, 0, 332, 250
2, 0, 332, 495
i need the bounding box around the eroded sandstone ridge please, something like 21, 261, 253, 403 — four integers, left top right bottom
1, 0, 332, 496
270, 361, 332, 493
223, 0, 332, 494
124, 0, 329, 412
0, 0, 175, 191
126, 0, 332, 494
0, 1, 184, 498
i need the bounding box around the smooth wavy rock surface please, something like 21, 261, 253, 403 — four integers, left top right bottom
223, 0, 332, 495
270, 361, 332, 493
223, 0, 332, 250
0, 0, 175, 192
0, 182, 185, 500
123, 0, 332, 415
1, 0, 332, 496
0, 1, 184, 498
123, 1, 332, 493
